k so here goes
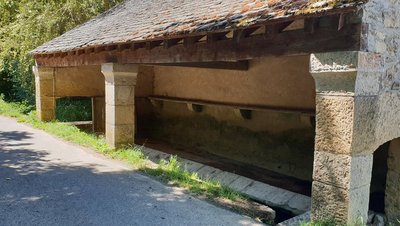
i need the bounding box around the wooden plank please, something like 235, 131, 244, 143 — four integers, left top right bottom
148, 96, 315, 116
35, 22, 360, 67
148, 61, 249, 71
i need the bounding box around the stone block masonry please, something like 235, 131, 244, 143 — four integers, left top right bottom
33, 66, 56, 122
308, 0, 400, 222
362, 0, 400, 223
101, 63, 138, 148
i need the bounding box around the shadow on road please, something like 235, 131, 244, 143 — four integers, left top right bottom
0, 129, 258, 226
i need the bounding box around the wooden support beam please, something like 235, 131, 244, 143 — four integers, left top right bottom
163, 38, 182, 49
207, 32, 229, 43
184, 35, 204, 47
35, 20, 361, 67
304, 18, 319, 33
132, 42, 145, 50
338, 14, 346, 31
106, 45, 118, 51
265, 21, 294, 37
233, 27, 260, 43
119, 43, 131, 51
148, 61, 249, 71
94, 46, 106, 53
146, 40, 163, 50
148, 96, 315, 116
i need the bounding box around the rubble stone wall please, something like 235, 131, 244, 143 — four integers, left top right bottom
361, 0, 400, 222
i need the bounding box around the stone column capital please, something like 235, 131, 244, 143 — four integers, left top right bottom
101, 63, 139, 86
32, 66, 55, 80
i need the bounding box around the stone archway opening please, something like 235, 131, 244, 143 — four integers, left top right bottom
370, 142, 389, 214
370, 138, 400, 224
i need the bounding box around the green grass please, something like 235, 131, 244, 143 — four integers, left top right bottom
300, 219, 340, 226
56, 97, 92, 122
300, 217, 366, 226
0, 99, 246, 203
146, 156, 244, 201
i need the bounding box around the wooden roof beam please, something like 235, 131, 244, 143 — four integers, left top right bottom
34, 18, 361, 67
148, 61, 249, 71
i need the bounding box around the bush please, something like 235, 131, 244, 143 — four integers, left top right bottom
56, 97, 92, 122
0, 0, 123, 104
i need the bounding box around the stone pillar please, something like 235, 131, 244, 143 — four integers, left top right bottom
386, 138, 400, 223
92, 97, 105, 134
32, 66, 56, 122
101, 63, 138, 148
310, 51, 379, 224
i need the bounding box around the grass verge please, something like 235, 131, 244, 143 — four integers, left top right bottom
0, 99, 275, 222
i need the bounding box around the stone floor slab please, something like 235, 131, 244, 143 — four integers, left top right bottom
277, 211, 311, 226
212, 171, 241, 186
196, 166, 223, 180
140, 146, 311, 215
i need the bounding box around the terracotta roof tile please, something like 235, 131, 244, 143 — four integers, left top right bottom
32, 0, 365, 54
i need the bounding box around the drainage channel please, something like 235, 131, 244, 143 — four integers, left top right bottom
140, 145, 311, 225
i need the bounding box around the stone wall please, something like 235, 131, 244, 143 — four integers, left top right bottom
150, 102, 315, 181
362, 1, 400, 222
138, 56, 317, 180
385, 139, 400, 222
361, 0, 400, 149
153, 55, 315, 109
54, 65, 104, 97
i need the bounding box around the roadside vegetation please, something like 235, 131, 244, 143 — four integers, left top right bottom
56, 98, 92, 122
0, 98, 271, 220
0, 0, 123, 105
0, 98, 244, 200
0, 1, 277, 223
301, 217, 400, 226
301, 221, 336, 226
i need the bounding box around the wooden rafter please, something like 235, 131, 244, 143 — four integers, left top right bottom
34, 15, 361, 68
148, 61, 249, 71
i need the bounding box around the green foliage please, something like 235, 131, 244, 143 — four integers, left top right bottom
0, 0, 123, 104
300, 217, 366, 226
56, 97, 92, 122
0, 98, 248, 205
300, 219, 339, 226
146, 156, 245, 201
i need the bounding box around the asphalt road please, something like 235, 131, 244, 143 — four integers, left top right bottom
0, 116, 262, 226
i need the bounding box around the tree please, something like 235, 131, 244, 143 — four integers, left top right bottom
0, 0, 123, 103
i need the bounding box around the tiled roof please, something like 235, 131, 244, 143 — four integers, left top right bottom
32, 0, 365, 54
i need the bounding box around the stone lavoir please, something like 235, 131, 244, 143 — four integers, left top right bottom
31, 0, 400, 224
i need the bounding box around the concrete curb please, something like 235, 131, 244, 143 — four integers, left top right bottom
141, 146, 311, 216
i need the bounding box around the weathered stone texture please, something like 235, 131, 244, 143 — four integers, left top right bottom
314, 95, 354, 155
313, 151, 373, 190
374, 93, 400, 149
351, 96, 379, 154
312, 181, 370, 224
356, 52, 385, 96
33, 66, 56, 122
101, 63, 138, 148
310, 1, 400, 223
54, 65, 105, 97
310, 52, 358, 93
310, 49, 397, 223
385, 139, 400, 223
310, 51, 358, 73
